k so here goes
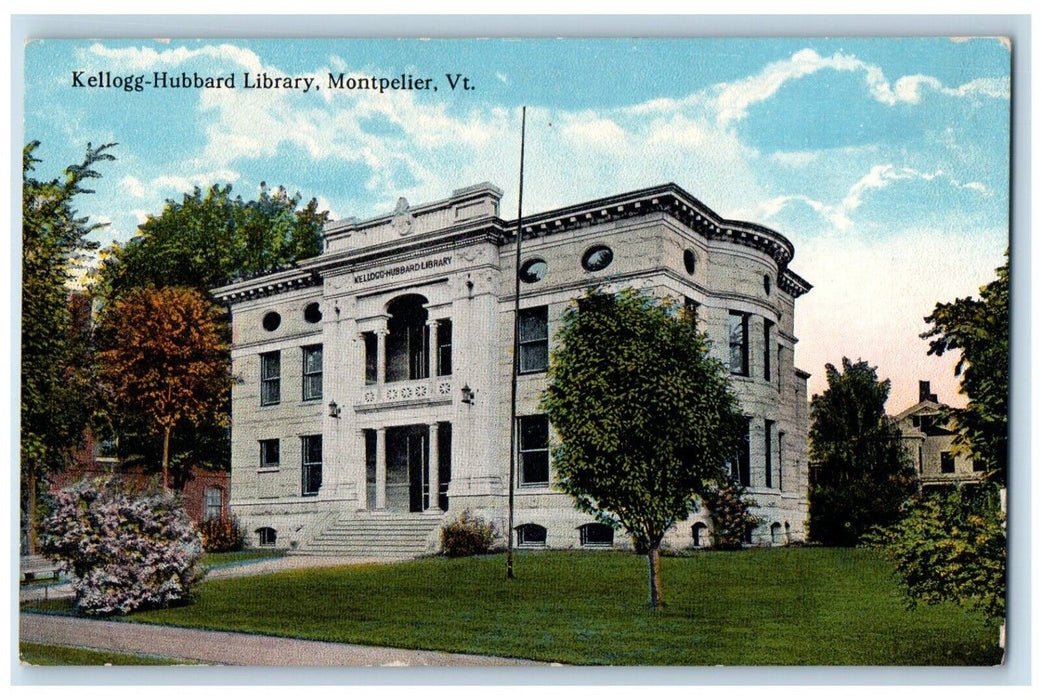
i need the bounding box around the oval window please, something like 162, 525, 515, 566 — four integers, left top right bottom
262, 311, 281, 332
304, 302, 322, 323
519, 259, 548, 283
683, 249, 697, 275
763, 274, 772, 296
581, 245, 614, 272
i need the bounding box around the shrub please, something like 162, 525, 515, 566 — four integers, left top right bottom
440, 510, 497, 557
700, 477, 762, 550
39, 477, 203, 615
199, 515, 244, 553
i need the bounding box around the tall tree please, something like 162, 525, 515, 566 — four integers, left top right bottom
98, 182, 326, 299
93, 183, 327, 479
808, 358, 917, 546
96, 286, 234, 490
21, 141, 115, 553
921, 255, 1009, 485
541, 289, 744, 609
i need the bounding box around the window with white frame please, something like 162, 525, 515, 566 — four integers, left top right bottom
204, 486, 223, 521
518, 415, 550, 485
728, 311, 749, 376
518, 306, 548, 373
302, 345, 323, 401
302, 435, 322, 496
260, 351, 281, 406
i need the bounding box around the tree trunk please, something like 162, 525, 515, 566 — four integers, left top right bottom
162, 425, 171, 491
647, 544, 665, 609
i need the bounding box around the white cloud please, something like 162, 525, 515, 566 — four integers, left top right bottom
86, 42, 265, 73
770, 151, 818, 168
120, 176, 145, 198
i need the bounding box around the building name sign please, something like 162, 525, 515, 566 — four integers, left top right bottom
353, 255, 452, 284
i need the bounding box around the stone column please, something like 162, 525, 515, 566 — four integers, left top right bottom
375, 426, 387, 510
427, 422, 440, 511
375, 328, 388, 386
357, 429, 369, 511
426, 319, 439, 380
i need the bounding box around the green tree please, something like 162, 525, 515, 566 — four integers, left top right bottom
96, 286, 234, 490
808, 358, 917, 546
98, 182, 326, 299
874, 259, 1009, 629
870, 483, 1005, 625
921, 255, 1009, 485
21, 141, 115, 553
93, 183, 327, 479
541, 289, 744, 609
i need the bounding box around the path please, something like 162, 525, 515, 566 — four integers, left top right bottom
20, 613, 543, 666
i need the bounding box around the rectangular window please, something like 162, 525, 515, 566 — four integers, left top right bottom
260, 351, 281, 406
730, 418, 751, 487
940, 451, 955, 474
302, 435, 322, 496
728, 311, 749, 376
519, 306, 549, 374
763, 320, 774, 381
764, 419, 775, 488
972, 459, 985, 472
777, 343, 784, 390
778, 431, 785, 491
302, 345, 323, 401
260, 439, 280, 469
204, 487, 223, 521
437, 320, 453, 376
684, 296, 700, 327
519, 415, 550, 485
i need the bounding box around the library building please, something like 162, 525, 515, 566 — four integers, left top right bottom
213, 182, 813, 556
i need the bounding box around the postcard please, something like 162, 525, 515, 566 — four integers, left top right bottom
17, 27, 1014, 677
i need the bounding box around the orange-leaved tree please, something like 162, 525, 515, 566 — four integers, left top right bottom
97, 286, 233, 490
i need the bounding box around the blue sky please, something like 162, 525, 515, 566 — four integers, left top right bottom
22, 37, 1011, 410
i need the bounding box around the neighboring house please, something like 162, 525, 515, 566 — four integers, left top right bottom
894, 380, 984, 492
49, 430, 231, 524
213, 182, 813, 555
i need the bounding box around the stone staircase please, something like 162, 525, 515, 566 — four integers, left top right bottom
298, 511, 445, 559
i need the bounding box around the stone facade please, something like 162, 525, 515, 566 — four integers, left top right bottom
213, 183, 812, 553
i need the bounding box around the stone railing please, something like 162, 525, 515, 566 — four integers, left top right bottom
360, 376, 454, 407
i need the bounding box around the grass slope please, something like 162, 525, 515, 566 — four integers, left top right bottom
19, 642, 190, 666
119, 548, 1000, 665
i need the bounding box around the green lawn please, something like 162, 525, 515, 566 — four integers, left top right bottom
86, 547, 1001, 665
200, 549, 286, 568
19, 642, 192, 666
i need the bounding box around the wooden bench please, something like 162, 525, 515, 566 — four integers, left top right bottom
20, 555, 60, 584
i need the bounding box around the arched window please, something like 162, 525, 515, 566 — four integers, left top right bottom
517, 523, 547, 547
692, 522, 709, 548
257, 527, 277, 547
579, 523, 614, 547
770, 522, 782, 544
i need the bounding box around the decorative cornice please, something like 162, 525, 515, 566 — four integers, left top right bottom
779, 269, 813, 299
508, 183, 797, 270
212, 269, 321, 305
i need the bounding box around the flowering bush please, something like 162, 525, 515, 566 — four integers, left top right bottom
700, 477, 762, 550
441, 510, 497, 557
199, 515, 244, 553
39, 477, 203, 615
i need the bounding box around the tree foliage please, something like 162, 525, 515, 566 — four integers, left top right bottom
542, 289, 745, 608
96, 286, 234, 489
98, 182, 327, 299
808, 358, 917, 546
39, 477, 203, 615
870, 484, 1005, 624
921, 255, 1009, 485
21, 140, 115, 552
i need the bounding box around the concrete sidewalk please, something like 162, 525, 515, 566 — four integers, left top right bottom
20, 612, 544, 666
19, 553, 394, 603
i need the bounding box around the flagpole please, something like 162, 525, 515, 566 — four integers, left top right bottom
507, 106, 526, 580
